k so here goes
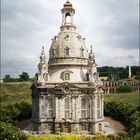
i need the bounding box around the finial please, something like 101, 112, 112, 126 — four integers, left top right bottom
40, 46, 46, 60
90, 45, 93, 53
42, 46, 44, 52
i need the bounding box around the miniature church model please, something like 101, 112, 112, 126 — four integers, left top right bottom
31, 1, 105, 134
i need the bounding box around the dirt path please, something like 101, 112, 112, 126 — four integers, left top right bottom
105, 116, 127, 133
16, 119, 31, 130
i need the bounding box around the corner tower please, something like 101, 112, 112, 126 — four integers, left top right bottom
31, 1, 105, 135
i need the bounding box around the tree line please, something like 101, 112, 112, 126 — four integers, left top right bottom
3, 72, 36, 82
98, 65, 140, 80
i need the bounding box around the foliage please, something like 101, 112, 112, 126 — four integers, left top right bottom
104, 101, 140, 138
0, 102, 32, 124
0, 102, 31, 140
3, 74, 13, 82
19, 72, 30, 82
3, 71, 36, 83
15, 101, 32, 120
117, 84, 132, 93
0, 122, 27, 140
98, 65, 140, 80
28, 134, 132, 140
0, 104, 20, 123
129, 111, 140, 136
98, 66, 128, 80
135, 72, 140, 80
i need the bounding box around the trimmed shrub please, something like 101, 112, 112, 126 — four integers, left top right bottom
117, 85, 132, 93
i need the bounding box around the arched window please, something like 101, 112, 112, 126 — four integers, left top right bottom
64, 46, 70, 56
65, 98, 70, 119
65, 73, 70, 80
66, 48, 69, 56
65, 12, 71, 24
97, 98, 100, 108
81, 98, 87, 119
48, 98, 53, 118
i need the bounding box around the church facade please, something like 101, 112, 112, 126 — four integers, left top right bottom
31, 1, 105, 134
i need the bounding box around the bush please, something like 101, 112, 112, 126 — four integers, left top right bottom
129, 111, 140, 135
0, 122, 27, 140
15, 101, 32, 120
0, 102, 31, 140
104, 101, 139, 138
0, 104, 20, 123
0, 102, 32, 123
117, 85, 132, 93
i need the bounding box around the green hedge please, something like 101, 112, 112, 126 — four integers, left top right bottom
117, 84, 132, 93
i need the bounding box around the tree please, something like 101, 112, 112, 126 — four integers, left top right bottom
19, 72, 29, 82
3, 75, 12, 82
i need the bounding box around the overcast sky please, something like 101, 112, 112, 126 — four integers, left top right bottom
1, 0, 139, 78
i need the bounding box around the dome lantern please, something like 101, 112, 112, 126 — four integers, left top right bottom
61, 1, 75, 26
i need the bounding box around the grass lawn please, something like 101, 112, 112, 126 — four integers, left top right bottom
27, 134, 108, 140
0, 82, 32, 105
104, 91, 140, 107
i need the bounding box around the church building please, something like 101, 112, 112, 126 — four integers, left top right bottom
31, 1, 105, 134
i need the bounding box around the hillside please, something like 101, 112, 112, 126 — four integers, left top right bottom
105, 92, 140, 107
0, 82, 32, 105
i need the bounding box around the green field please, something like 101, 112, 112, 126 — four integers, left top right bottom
0, 82, 32, 105
104, 91, 140, 107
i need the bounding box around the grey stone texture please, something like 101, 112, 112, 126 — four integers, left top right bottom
31, 1, 105, 134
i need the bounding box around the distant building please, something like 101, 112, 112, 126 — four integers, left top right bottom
103, 80, 140, 94
102, 65, 140, 94
31, 1, 105, 134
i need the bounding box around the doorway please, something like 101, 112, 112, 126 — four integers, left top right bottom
63, 123, 71, 133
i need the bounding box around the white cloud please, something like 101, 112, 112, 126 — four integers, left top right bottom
1, 0, 139, 78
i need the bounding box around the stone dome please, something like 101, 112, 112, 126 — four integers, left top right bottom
47, 1, 91, 82
49, 28, 88, 59
48, 1, 89, 68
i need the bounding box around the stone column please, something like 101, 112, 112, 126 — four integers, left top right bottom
76, 95, 81, 120
101, 96, 104, 118
55, 97, 59, 120
94, 95, 97, 120
91, 95, 95, 134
